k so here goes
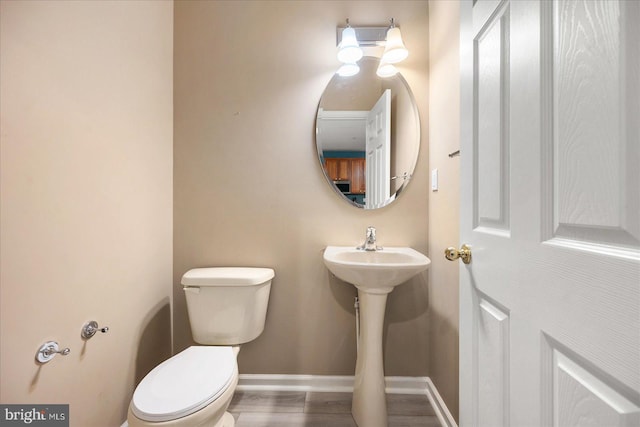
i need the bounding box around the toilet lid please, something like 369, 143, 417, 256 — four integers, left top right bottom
131, 346, 236, 422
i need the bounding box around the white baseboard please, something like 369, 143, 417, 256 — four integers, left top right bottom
237, 373, 354, 393
424, 377, 458, 427
237, 373, 428, 394
237, 374, 457, 427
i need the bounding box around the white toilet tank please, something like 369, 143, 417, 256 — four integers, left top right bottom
182, 267, 274, 345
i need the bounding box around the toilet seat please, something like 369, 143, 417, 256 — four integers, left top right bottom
131, 346, 236, 422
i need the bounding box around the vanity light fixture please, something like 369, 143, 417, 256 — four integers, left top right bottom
381, 19, 408, 64
337, 62, 361, 77
337, 19, 363, 64
376, 60, 398, 78
335, 18, 408, 78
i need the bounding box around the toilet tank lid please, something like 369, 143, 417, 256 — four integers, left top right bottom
182, 267, 275, 287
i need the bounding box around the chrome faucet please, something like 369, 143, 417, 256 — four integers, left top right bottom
357, 226, 381, 251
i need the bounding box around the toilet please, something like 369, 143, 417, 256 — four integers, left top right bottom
127, 267, 275, 427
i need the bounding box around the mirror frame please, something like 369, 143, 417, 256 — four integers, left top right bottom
315, 56, 421, 209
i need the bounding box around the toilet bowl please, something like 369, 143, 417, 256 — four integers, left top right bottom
127, 267, 274, 427
127, 346, 238, 427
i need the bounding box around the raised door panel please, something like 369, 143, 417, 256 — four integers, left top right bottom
542, 337, 640, 427
545, 0, 640, 254
473, 1, 510, 233
554, 353, 640, 427
475, 296, 510, 427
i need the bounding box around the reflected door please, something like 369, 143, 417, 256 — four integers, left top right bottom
460, 0, 640, 426
365, 90, 391, 209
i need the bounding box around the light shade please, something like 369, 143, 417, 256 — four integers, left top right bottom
337, 27, 363, 63
376, 61, 398, 78
381, 27, 408, 64
337, 63, 360, 77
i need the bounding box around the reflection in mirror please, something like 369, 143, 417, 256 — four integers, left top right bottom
315, 56, 420, 209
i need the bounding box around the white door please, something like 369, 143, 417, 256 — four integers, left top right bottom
365, 89, 391, 209
458, 1, 640, 426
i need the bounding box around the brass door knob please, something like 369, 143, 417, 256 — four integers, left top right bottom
445, 244, 472, 264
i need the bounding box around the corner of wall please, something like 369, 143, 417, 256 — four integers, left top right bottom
427, 0, 461, 421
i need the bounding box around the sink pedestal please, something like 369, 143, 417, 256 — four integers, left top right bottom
352, 289, 389, 427
322, 246, 431, 427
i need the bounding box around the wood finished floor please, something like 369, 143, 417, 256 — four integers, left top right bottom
228, 391, 443, 427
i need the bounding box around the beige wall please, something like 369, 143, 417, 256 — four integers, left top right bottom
0, 1, 173, 425
174, 1, 430, 376
428, 0, 461, 420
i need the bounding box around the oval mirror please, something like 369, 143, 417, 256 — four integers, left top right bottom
315, 56, 420, 209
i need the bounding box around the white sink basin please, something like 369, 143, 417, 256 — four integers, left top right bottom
323, 246, 431, 294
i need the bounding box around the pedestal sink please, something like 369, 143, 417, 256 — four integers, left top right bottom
323, 246, 431, 427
